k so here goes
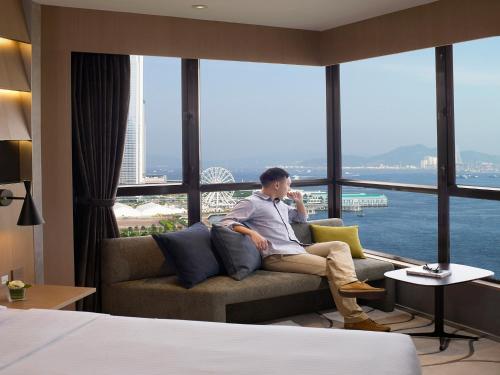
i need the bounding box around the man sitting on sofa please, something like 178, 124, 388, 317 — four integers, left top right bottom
220, 167, 390, 332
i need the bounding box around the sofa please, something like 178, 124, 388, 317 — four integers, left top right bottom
101, 218, 395, 323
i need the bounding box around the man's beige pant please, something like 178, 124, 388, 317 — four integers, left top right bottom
262, 241, 368, 323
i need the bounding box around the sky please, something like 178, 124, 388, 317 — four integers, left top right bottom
141, 36, 500, 170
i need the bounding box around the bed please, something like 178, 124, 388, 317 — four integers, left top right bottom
0, 307, 421, 374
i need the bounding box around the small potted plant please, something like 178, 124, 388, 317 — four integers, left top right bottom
5, 280, 32, 302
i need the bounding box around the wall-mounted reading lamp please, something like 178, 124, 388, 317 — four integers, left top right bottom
0, 180, 44, 225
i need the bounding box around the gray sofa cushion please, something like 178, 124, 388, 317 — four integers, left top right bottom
153, 223, 221, 288
211, 224, 261, 280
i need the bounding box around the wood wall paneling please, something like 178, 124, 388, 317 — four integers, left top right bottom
0, 90, 31, 140
0, 39, 31, 91
41, 6, 320, 65
0, 0, 30, 43
40, 47, 73, 285
18, 41, 32, 87
320, 0, 500, 65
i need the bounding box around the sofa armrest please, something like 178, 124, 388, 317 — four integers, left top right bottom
101, 236, 175, 284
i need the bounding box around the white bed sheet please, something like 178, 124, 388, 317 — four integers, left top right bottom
0, 309, 421, 375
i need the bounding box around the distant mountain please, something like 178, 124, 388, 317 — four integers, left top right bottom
300, 145, 437, 167
367, 144, 436, 166
147, 145, 500, 170
460, 151, 500, 164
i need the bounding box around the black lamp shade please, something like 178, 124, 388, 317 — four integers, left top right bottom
17, 180, 44, 226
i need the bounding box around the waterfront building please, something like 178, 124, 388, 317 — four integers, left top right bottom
301, 191, 388, 211
143, 175, 168, 184
420, 155, 437, 169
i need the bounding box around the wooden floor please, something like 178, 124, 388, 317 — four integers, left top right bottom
268, 306, 500, 375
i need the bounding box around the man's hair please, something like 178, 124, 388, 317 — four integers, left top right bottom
259, 167, 290, 187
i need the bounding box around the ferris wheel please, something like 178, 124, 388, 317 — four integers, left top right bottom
201, 167, 236, 211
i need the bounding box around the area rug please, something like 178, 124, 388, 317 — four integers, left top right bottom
267, 306, 500, 375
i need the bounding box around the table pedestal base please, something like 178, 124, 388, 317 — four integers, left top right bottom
384, 264, 494, 352
409, 331, 478, 351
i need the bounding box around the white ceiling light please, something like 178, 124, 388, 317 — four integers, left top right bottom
192, 4, 207, 10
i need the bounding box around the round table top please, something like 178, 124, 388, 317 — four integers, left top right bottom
384, 263, 494, 286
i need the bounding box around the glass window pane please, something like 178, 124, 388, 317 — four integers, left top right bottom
451, 197, 499, 279
341, 187, 437, 263
115, 194, 187, 237
341, 48, 437, 185
119, 56, 182, 186
454, 37, 500, 187
200, 60, 326, 183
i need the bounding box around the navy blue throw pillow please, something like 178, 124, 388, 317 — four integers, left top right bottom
152, 222, 220, 288
211, 224, 261, 281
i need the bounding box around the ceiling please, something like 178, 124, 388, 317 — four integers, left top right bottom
36, 0, 437, 31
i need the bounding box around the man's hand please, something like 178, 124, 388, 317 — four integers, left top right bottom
249, 231, 268, 251
287, 191, 303, 203
233, 225, 268, 251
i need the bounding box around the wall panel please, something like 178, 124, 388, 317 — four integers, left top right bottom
320, 0, 500, 65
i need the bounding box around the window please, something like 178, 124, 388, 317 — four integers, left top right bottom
115, 50, 499, 282
341, 187, 437, 263
451, 197, 499, 277
340, 48, 437, 185
200, 60, 326, 183
454, 37, 500, 187
115, 194, 187, 237
119, 56, 182, 186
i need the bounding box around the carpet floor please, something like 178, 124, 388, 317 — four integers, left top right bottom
267, 306, 500, 375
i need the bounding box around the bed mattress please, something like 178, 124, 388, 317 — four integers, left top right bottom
0, 307, 421, 374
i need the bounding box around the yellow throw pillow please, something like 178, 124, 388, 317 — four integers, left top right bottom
310, 224, 366, 259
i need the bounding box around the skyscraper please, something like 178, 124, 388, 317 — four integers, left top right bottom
119, 55, 145, 185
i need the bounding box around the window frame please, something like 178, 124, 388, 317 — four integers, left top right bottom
116, 49, 500, 281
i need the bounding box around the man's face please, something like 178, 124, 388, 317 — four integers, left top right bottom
275, 177, 292, 199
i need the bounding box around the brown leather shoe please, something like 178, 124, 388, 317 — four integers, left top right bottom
338, 281, 386, 299
344, 318, 391, 332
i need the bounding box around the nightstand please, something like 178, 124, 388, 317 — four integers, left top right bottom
0, 284, 96, 310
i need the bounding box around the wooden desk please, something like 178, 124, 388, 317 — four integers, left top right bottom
0, 284, 96, 310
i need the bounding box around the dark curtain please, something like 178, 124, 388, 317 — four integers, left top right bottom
72, 52, 130, 312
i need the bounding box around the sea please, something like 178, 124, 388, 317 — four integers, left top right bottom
229, 169, 500, 279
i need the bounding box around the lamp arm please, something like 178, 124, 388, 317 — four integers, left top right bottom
0, 189, 24, 206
